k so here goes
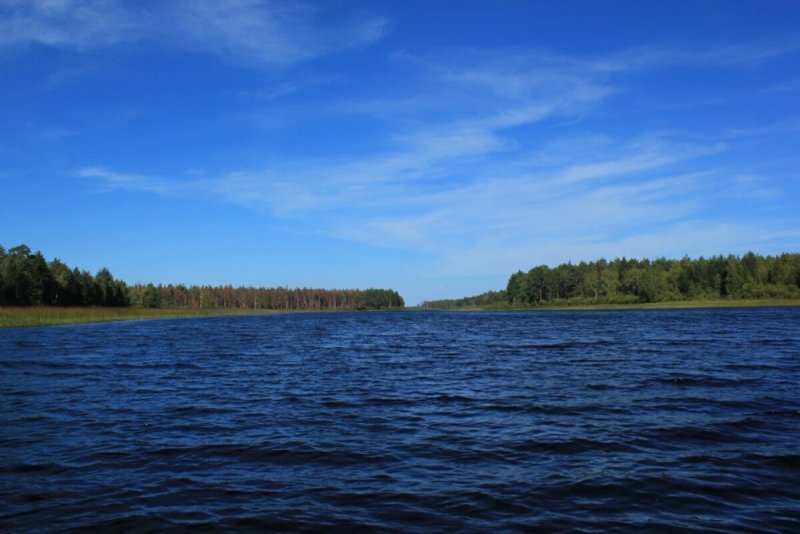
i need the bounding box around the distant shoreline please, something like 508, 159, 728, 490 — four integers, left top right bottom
418, 298, 800, 312
0, 307, 296, 328
3, 299, 799, 328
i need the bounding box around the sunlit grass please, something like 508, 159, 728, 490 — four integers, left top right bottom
0, 307, 284, 328
3, 299, 799, 327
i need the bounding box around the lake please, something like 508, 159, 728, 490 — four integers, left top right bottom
1, 308, 799, 530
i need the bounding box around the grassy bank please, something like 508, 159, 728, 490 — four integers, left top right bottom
4, 299, 799, 327
0, 307, 286, 328
433, 298, 800, 311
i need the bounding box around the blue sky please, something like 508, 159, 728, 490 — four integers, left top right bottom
1, 1, 799, 305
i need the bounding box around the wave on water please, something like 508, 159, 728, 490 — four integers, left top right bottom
1, 308, 799, 530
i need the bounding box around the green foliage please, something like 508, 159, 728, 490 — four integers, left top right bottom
1, 243, 405, 312
423, 252, 800, 308
420, 290, 508, 309
125, 284, 404, 311
0, 243, 128, 307
141, 284, 162, 308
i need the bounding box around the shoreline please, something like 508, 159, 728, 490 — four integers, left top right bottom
3, 299, 799, 327
0, 307, 294, 328
418, 298, 800, 312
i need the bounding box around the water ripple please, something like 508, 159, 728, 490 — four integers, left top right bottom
1, 308, 799, 530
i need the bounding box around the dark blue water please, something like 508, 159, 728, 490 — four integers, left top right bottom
2, 309, 799, 531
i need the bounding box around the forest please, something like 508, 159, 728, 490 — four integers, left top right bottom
0, 244, 404, 310
126, 284, 404, 311
422, 253, 800, 309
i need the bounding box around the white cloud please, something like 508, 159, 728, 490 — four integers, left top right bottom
0, 0, 387, 66
0, 0, 133, 48
78, 166, 180, 195
78, 135, 724, 255
74, 40, 797, 281
159, 0, 386, 66
594, 40, 800, 72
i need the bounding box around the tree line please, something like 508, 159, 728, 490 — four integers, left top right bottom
422, 252, 800, 308
0, 245, 129, 307
127, 284, 404, 310
0, 244, 403, 310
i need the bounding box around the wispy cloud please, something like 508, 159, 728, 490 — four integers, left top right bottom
78, 135, 726, 257
158, 1, 386, 66
78, 167, 181, 195
724, 118, 800, 139
0, 0, 133, 49
75, 39, 798, 279
594, 40, 800, 71
0, 0, 387, 66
